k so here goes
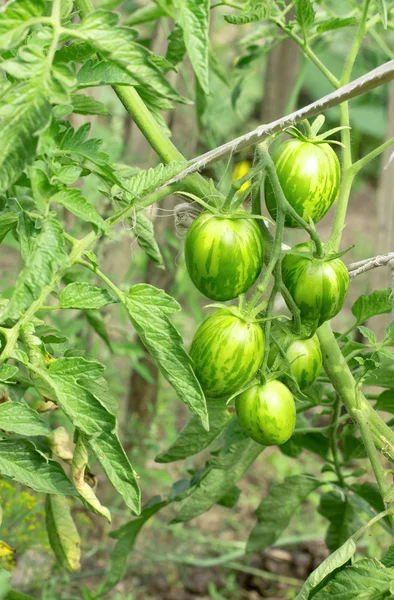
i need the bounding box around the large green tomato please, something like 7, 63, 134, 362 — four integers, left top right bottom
282, 244, 349, 327
268, 323, 322, 389
235, 380, 296, 446
185, 210, 264, 301
264, 138, 340, 228
190, 309, 264, 398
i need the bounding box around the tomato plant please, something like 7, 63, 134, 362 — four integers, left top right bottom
264, 137, 340, 227
184, 210, 264, 301
190, 308, 265, 398
235, 380, 296, 446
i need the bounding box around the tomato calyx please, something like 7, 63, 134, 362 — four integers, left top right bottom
204, 303, 263, 326
286, 115, 350, 148
284, 241, 353, 263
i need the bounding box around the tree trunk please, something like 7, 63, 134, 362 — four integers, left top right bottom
262, 39, 300, 123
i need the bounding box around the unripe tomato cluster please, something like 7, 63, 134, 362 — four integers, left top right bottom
184, 136, 349, 446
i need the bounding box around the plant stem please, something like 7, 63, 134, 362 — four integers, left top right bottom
317, 322, 394, 462
330, 397, 346, 487
340, 0, 372, 86
351, 136, 394, 175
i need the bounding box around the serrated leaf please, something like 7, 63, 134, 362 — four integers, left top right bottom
317, 17, 357, 33
313, 558, 394, 599
318, 490, 360, 552
122, 284, 208, 429
352, 289, 393, 324
0, 213, 17, 243
0, 78, 51, 194
382, 545, 394, 568
0, 402, 52, 437
175, 438, 262, 522
74, 10, 185, 102
155, 404, 232, 463
125, 3, 166, 26
0, 215, 67, 321
77, 58, 137, 88
46, 495, 81, 572
165, 25, 186, 69
60, 282, 116, 310
95, 498, 167, 598
71, 93, 110, 116
71, 433, 111, 523
135, 211, 164, 269
84, 309, 113, 351
357, 325, 377, 346
53, 165, 82, 186
172, 0, 209, 94
0, 0, 46, 50
295, 0, 315, 34
123, 161, 186, 200
0, 439, 76, 496
247, 474, 320, 553
295, 539, 357, 600
51, 188, 107, 231
351, 482, 385, 514
32, 357, 140, 513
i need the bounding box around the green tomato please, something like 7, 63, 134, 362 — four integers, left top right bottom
185, 210, 264, 301
235, 380, 296, 446
268, 322, 322, 389
264, 138, 340, 228
282, 244, 349, 328
190, 309, 265, 398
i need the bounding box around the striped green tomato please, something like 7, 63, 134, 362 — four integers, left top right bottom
184, 210, 264, 301
235, 380, 296, 446
190, 309, 264, 398
268, 323, 322, 389
264, 139, 340, 228
282, 244, 349, 327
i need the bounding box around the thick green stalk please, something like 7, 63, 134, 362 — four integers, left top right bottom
317, 322, 394, 462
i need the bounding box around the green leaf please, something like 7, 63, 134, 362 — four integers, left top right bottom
71, 93, 110, 116
217, 485, 241, 509
77, 58, 137, 88
45, 495, 81, 573
122, 284, 208, 429
313, 558, 394, 599
364, 368, 394, 388
357, 325, 377, 346
71, 433, 111, 523
0, 365, 18, 383
0, 78, 51, 194
95, 498, 167, 598
124, 3, 166, 26
122, 161, 186, 199
165, 25, 186, 68
172, 0, 210, 94
33, 357, 140, 513
295, 0, 316, 35
84, 309, 113, 351
0, 215, 67, 321
375, 389, 394, 413
295, 538, 357, 600
351, 482, 385, 514
174, 438, 263, 522
247, 474, 320, 553
317, 17, 357, 33
318, 490, 360, 552
0, 213, 18, 243
60, 282, 116, 310
0, 439, 76, 496
88, 431, 141, 515
0, 402, 52, 437
74, 10, 185, 102
155, 405, 233, 463
0, 0, 46, 50
52, 188, 107, 231
53, 165, 82, 186
376, 0, 388, 28
224, 2, 271, 25
134, 212, 164, 269
352, 289, 393, 324
382, 545, 394, 568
